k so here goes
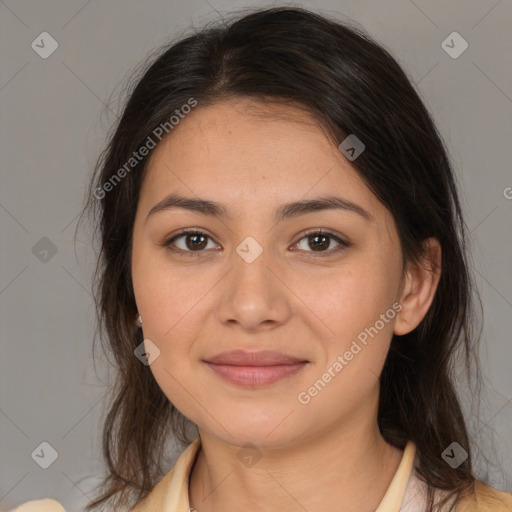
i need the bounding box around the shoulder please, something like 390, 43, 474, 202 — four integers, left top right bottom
456, 480, 512, 512
10, 498, 66, 511
401, 467, 512, 512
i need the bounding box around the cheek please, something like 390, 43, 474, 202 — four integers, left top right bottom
131, 251, 211, 405
289, 259, 398, 392
291, 258, 397, 336
295, 277, 396, 417
132, 245, 212, 334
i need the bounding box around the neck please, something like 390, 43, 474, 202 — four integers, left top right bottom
188, 406, 404, 512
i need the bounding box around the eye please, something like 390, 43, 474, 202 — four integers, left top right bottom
292, 229, 350, 256
159, 228, 350, 257
160, 228, 219, 257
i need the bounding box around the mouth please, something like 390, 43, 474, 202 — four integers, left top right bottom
203, 361, 309, 387
203, 350, 309, 387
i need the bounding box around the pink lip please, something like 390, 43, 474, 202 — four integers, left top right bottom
203, 350, 309, 387
204, 361, 308, 387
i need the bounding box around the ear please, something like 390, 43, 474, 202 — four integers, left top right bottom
394, 237, 442, 336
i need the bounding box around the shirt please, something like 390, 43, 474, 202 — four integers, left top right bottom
12, 437, 512, 511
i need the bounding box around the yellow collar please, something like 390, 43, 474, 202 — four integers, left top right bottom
131, 438, 417, 511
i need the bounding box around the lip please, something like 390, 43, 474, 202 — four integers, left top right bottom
204, 350, 308, 366
204, 361, 308, 387
203, 350, 309, 388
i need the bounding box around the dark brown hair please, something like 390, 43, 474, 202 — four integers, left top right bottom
77, 6, 496, 511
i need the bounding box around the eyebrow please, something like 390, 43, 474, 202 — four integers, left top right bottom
145, 193, 374, 224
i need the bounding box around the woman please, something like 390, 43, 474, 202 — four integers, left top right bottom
14, 6, 512, 512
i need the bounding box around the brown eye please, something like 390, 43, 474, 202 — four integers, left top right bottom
160, 228, 350, 258
162, 229, 219, 256
182, 232, 208, 251
293, 230, 350, 256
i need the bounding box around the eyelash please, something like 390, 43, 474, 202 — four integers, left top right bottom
159, 228, 350, 258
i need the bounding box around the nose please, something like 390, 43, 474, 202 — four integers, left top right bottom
214, 247, 292, 332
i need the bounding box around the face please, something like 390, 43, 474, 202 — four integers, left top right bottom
131, 98, 406, 449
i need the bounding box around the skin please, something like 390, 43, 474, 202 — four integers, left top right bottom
131, 98, 442, 512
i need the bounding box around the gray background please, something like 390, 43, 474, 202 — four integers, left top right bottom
1, 0, 511, 510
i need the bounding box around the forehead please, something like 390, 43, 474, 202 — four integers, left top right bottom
140, 99, 385, 223
147, 99, 337, 173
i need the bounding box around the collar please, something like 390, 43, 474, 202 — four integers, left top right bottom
131, 438, 417, 511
